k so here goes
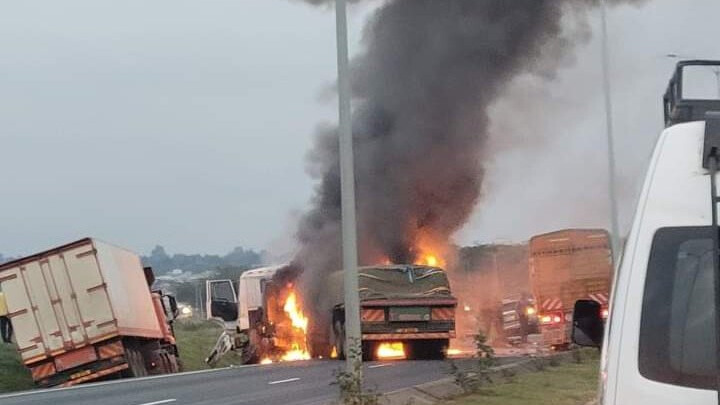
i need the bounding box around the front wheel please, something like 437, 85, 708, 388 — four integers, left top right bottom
333, 321, 346, 360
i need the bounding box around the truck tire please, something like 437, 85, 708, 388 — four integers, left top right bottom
409, 339, 448, 360
123, 348, 148, 378
334, 321, 346, 360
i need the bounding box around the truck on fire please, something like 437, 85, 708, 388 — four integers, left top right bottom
529, 229, 612, 349
0, 238, 181, 387
206, 263, 457, 364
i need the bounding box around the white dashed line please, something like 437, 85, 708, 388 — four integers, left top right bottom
268, 378, 301, 385
368, 364, 392, 369
136, 399, 177, 405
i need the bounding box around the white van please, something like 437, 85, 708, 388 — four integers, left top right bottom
573, 60, 720, 404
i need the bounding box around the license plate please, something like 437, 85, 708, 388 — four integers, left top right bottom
389, 307, 430, 322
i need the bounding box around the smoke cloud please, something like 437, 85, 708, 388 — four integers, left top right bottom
292, 0, 646, 326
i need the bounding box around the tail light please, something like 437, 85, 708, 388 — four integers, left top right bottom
539, 312, 563, 325
601, 308, 609, 319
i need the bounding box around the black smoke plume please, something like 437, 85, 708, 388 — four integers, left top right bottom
290, 0, 646, 334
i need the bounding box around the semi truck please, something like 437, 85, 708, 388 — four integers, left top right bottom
205, 263, 457, 364
0, 238, 181, 387
529, 229, 612, 349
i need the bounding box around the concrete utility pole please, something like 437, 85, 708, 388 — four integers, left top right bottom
334, 0, 362, 372
600, 0, 622, 261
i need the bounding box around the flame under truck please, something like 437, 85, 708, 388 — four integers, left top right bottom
529, 229, 612, 349
205, 264, 457, 363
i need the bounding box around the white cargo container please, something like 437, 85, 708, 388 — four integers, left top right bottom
0, 238, 180, 387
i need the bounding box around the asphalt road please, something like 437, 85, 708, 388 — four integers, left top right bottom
0, 357, 520, 405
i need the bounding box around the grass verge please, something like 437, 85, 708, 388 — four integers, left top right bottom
0, 319, 241, 394
444, 354, 599, 405
173, 319, 245, 371
0, 342, 33, 393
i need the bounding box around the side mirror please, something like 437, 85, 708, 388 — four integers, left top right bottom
572, 299, 604, 348
168, 295, 179, 319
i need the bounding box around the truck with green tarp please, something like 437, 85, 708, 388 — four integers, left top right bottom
327, 264, 457, 360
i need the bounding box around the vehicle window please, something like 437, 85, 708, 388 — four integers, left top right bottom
211, 281, 236, 303
682, 65, 720, 100
639, 227, 716, 389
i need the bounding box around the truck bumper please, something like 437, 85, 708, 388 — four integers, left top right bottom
362, 331, 454, 340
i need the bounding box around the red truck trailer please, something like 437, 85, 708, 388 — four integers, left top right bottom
0, 238, 180, 387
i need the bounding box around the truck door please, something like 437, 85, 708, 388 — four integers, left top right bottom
205, 280, 238, 323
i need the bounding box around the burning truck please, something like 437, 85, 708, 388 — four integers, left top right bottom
205, 263, 457, 364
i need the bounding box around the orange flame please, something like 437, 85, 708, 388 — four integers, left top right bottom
279, 289, 311, 362
376, 342, 406, 360
283, 291, 309, 332
330, 346, 338, 359
446, 348, 463, 356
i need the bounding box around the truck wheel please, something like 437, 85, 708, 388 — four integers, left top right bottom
123, 348, 148, 378
409, 339, 447, 360
167, 354, 180, 373
334, 321, 346, 360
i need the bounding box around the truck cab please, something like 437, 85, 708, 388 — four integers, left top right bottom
573, 60, 720, 404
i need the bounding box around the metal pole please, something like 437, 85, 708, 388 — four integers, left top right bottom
335, 0, 362, 372
600, 0, 622, 261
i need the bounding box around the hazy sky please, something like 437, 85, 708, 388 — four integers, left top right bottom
1, 0, 719, 257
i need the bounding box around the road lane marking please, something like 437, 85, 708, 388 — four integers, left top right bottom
268, 377, 300, 385
136, 400, 176, 405
0, 363, 267, 400
368, 364, 392, 369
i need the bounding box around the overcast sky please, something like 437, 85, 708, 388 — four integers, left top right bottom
1, 0, 719, 258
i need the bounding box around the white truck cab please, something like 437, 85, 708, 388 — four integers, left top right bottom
572, 60, 720, 405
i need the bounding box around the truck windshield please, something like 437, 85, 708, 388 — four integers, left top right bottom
639, 226, 716, 390
358, 267, 452, 300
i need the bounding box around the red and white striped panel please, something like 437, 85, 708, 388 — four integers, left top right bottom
588, 293, 609, 305
361, 309, 385, 322
540, 297, 563, 311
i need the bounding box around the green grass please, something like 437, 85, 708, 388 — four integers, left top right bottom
0, 319, 242, 394
445, 355, 600, 405
173, 319, 245, 371
0, 342, 33, 393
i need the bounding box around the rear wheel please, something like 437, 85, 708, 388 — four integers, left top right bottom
122, 348, 148, 378
408, 339, 448, 360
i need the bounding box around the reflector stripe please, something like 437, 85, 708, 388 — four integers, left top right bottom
30, 362, 56, 381
361, 309, 385, 322
98, 341, 124, 359
540, 298, 562, 310
431, 307, 455, 320
588, 293, 609, 304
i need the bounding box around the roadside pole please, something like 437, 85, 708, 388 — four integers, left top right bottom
335, 0, 362, 373
600, 0, 622, 261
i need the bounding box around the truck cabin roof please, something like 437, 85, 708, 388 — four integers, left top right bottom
664, 60, 720, 127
